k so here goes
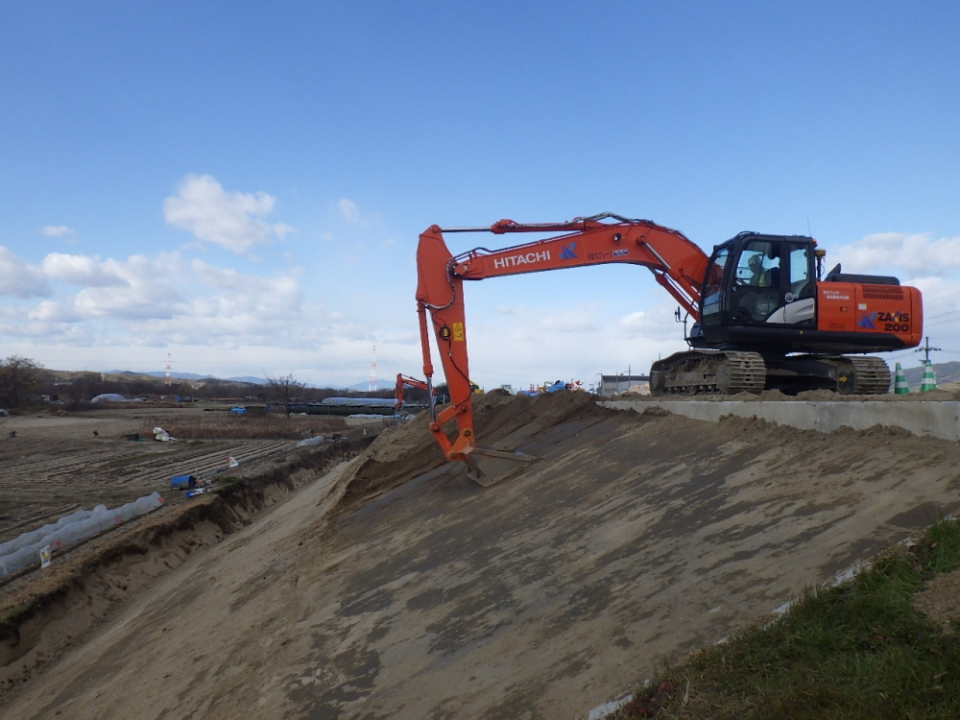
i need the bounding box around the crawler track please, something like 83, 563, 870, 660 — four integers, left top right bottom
832, 355, 892, 395
650, 350, 766, 394
651, 350, 893, 396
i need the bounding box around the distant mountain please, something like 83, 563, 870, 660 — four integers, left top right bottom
111, 370, 210, 381
102, 370, 394, 390
107, 371, 267, 384
900, 360, 960, 389
344, 379, 397, 392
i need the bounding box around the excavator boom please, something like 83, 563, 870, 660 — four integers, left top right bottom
415, 213, 710, 480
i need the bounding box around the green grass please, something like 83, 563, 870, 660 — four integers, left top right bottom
616, 519, 960, 719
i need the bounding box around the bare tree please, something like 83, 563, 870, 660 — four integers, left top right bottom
62, 371, 104, 410
265, 373, 305, 416
0, 356, 48, 409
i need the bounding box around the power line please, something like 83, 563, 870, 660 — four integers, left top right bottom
886, 348, 916, 359
925, 308, 960, 321
916, 336, 942, 364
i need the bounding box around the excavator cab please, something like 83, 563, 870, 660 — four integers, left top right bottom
695, 233, 818, 352
679, 231, 920, 394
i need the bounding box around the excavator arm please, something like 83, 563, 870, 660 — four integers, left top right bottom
395, 373, 433, 411
415, 213, 710, 476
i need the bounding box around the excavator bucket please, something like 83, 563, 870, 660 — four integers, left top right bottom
463, 447, 538, 487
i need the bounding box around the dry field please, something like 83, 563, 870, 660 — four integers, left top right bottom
0, 405, 347, 544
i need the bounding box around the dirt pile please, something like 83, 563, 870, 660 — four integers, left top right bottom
337, 412, 446, 506
473, 389, 618, 447
336, 391, 620, 507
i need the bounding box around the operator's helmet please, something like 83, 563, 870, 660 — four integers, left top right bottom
748, 254, 763, 271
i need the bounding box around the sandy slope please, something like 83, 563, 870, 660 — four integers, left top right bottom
4, 394, 960, 719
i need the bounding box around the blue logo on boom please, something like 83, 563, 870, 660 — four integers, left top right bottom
559, 242, 577, 260
857, 312, 876, 330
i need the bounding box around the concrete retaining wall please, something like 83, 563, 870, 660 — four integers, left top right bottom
602, 399, 960, 442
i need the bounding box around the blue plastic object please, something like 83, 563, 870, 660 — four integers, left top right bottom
170, 474, 197, 490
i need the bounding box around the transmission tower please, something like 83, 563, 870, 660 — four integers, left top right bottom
369, 345, 378, 391
915, 336, 941, 365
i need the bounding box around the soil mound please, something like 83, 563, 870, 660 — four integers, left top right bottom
338, 413, 447, 505
474, 390, 617, 447
337, 392, 617, 506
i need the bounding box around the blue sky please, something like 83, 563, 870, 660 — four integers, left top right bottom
2, 1, 959, 390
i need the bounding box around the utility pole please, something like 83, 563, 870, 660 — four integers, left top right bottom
915, 336, 941, 365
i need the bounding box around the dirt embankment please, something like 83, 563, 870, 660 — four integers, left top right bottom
5, 390, 960, 719
2, 391, 597, 690
0, 436, 372, 699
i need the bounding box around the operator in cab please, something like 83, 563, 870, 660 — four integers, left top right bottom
748, 254, 766, 286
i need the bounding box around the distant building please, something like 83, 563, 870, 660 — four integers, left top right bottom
598, 374, 650, 397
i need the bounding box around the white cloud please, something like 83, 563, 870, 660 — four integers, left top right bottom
0, 242, 321, 353
68, 254, 184, 320
536, 303, 601, 333
338, 199, 360, 223
0, 247, 50, 298
163, 174, 294, 254
833, 232, 960, 278
273, 222, 296, 239
187, 259, 303, 322
42, 253, 128, 287
618, 308, 678, 341
28, 300, 80, 323
443, 291, 685, 390
619, 310, 653, 336
41, 225, 76, 239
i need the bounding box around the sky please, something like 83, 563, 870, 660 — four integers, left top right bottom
1, 1, 959, 391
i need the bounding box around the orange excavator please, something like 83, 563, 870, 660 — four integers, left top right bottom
416, 213, 923, 483
394, 373, 433, 411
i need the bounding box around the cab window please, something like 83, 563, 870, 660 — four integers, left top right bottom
700, 247, 728, 325
736, 241, 780, 288
787, 245, 811, 297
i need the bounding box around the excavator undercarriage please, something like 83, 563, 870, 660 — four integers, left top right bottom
649, 351, 891, 396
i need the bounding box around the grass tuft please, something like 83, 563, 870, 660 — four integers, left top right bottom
616, 518, 960, 719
